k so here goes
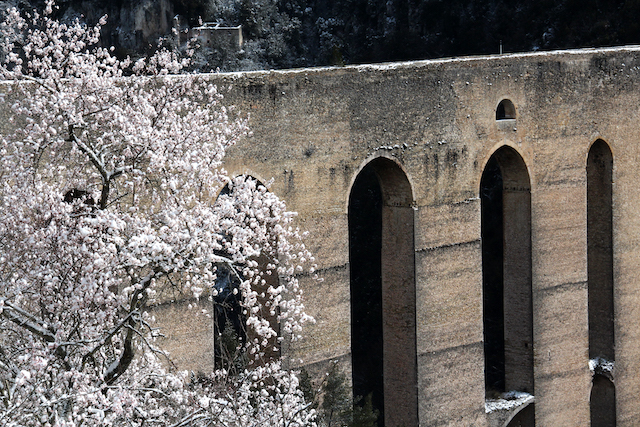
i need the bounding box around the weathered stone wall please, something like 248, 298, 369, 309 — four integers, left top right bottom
149, 47, 640, 426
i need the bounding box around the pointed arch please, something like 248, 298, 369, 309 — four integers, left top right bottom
587, 139, 615, 426
213, 176, 280, 370
480, 146, 534, 412
348, 157, 417, 427
505, 403, 535, 427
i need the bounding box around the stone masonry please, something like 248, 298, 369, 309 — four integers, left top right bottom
150, 46, 640, 426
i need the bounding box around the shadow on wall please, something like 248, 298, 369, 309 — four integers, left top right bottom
348, 157, 417, 427
506, 403, 535, 427
587, 139, 616, 426
481, 145, 534, 426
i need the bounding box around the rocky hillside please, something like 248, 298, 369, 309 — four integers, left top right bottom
4, 0, 640, 71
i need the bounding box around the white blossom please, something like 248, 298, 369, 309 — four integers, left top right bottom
0, 3, 317, 426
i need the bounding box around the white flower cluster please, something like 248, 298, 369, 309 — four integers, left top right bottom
0, 2, 317, 425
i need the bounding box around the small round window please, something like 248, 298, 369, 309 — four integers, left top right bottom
496, 99, 516, 120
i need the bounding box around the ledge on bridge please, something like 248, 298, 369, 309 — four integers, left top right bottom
485, 391, 535, 427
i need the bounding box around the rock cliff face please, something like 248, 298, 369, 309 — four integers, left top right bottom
7, 0, 640, 71
57, 0, 175, 52
0, 0, 177, 53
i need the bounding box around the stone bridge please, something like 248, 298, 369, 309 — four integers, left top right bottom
157, 46, 640, 426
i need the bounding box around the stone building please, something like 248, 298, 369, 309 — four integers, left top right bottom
154, 46, 640, 426
192, 23, 243, 50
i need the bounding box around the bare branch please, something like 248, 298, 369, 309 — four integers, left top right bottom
0, 300, 56, 343
81, 310, 137, 369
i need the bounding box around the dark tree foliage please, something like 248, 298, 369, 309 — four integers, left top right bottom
8, 0, 640, 70
12, 0, 640, 70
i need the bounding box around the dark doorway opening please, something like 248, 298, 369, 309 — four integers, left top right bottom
590, 375, 616, 427
213, 178, 281, 372
480, 146, 534, 423
587, 139, 615, 426
349, 166, 385, 424
481, 155, 505, 393
506, 403, 536, 427
348, 157, 418, 427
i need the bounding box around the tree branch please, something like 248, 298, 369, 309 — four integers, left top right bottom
103, 326, 134, 385
101, 264, 173, 385
81, 310, 137, 370
0, 300, 55, 343
0, 300, 69, 368
69, 130, 111, 209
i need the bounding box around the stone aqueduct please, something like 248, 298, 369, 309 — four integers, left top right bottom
154, 46, 640, 426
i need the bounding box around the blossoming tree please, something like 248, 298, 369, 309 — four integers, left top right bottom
0, 3, 316, 425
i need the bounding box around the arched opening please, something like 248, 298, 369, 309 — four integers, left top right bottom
590, 375, 616, 427
348, 157, 417, 427
506, 403, 536, 427
213, 177, 280, 372
496, 99, 517, 120
481, 156, 505, 392
481, 146, 534, 420
587, 139, 615, 425
212, 261, 247, 373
